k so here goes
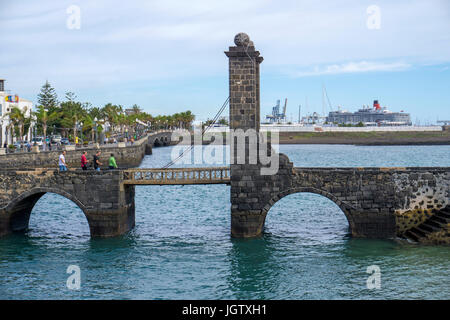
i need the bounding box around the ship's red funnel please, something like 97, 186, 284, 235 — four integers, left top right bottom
373, 100, 381, 110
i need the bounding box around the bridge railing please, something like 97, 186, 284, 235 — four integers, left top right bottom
122, 167, 230, 185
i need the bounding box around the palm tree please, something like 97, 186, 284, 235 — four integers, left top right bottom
131, 104, 141, 114
60, 96, 86, 143
89, 106, 102, 121
102, 103, 123, 134
34, 105, 60, 148
8, 107, 26, 143
180, 111, 195, 130
81, 114, 95, 142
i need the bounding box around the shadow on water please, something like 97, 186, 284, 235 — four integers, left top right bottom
87, 232, 139, 252
224, 192, 367, 299
226, 235, 281, 300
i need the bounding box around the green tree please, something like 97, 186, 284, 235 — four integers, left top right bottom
102, 103, 123, 134
217, 117, 228, 126
8, 107, 26, 141
131, 104, 141, 114
34, 105, 60, 148
37, 80, 58, 112
60, 93, 87, 142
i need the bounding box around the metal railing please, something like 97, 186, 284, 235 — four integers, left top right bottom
122, 167, 230, 185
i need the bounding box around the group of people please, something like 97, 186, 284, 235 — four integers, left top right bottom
58, 150, 118, 172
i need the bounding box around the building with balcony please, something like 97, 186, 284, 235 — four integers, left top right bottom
0, 79, 33, 147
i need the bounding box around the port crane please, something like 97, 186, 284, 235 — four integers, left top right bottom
266, 98, 288, 123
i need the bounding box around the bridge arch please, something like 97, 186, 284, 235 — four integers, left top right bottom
261, 187, 356, 232
153, 138, 162, 147
5, 187, 89, 233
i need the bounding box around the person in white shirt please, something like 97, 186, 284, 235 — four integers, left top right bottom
59, 151, 68, 171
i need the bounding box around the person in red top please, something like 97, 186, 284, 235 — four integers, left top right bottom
81, 151, 89, 170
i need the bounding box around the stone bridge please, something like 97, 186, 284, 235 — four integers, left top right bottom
0, 33, 449, 243
0, 166, 448, 242
0, 169, 135, 237
148, 131, 173, 148
230, 162, 450, 240
225, 33, 449, 243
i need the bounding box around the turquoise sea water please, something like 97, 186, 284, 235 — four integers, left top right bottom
0, 144, 449, 299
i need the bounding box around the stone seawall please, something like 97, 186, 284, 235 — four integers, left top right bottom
0, 142, 145, 169
0, 131, 174, 169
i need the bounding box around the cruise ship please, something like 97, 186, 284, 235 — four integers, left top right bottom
326, 100, 412, 126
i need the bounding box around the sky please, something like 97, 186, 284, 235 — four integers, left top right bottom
0, 0, 449, 124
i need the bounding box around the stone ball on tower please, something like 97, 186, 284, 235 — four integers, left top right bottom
234, 33, 251, 47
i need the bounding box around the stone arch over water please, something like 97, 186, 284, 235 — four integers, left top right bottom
153, 138, 162, 147
5, 187, 89, 234
262, 187, 355, 225
261, 188, 355, 236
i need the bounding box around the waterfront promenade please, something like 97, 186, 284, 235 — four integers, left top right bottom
0, 131, 174, 169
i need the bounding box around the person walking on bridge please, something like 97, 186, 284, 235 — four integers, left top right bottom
81, 151, 89, 171
59, 151, 68, 171
93, 151, 102, 172
108, 153, 118, 170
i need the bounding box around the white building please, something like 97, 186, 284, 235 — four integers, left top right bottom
0, 79, 33, 147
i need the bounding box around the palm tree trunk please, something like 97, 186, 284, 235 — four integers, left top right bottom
43, 124, 47, 150
20, 124, 24, 144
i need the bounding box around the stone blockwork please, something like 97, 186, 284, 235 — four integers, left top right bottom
232, 164, 449, 238
0, 169, 135, 237
0, 131, 173, 169
0, 131, 174, 238
225, 33, 450, 241
225, 32, 263, 132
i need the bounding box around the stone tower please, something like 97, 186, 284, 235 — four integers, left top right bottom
225, 33, 291, 237
225, 33, 263, 132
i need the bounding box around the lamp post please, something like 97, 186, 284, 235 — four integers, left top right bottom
0, 119, 3, 148
5, 122, 9, 149
30, 114, 36, 146
79, 121, 83, 145
94, 117, 98, 143
43, 108, 48, 151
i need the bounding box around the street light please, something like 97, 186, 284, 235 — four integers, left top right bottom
43, 108, 48, 151
79, 121, 83, 145
0, 119, 3, 148
94, 117, 98, 143
30, 114, 37, 146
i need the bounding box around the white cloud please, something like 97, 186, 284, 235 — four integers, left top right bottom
290, 61, 411, 77
0, 0, 449, 118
